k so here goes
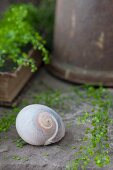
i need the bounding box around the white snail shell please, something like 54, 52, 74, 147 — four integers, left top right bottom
16, 104, 65, 146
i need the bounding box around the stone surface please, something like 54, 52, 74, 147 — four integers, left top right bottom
0, 68, 113, 170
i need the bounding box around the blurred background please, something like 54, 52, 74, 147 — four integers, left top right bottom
0, 0, 113, 105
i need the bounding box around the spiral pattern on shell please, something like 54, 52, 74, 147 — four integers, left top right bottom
16, 104, 65, 146
38, 112, 54, 129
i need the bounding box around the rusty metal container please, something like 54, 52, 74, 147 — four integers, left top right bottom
49, 0, 113, 86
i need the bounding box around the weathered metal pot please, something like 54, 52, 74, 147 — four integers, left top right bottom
49, 0, 113, 86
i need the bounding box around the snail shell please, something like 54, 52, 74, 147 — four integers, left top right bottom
16, 104, 65, 146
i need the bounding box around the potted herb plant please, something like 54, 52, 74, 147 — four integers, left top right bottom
0, 3, 49, 105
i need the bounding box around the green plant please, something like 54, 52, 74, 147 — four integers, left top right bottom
34, 90, 62, 108
67, 86, 113, 170
0, 112, 16, 132
0, 3, 49, 72
13, 138, 27, 148
0, 107, 21, 133
12, 155, 21, 160
12, 155, 29, 162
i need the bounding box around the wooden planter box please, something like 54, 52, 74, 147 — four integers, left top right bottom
0, 49, 41, 106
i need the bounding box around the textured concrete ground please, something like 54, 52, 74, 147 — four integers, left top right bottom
0, 68, 113, 170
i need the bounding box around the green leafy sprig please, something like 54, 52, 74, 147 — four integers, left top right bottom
0, 4, 49, 72
67, 86, 113, 170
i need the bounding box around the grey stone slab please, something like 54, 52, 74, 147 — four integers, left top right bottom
0, 68, 113, 170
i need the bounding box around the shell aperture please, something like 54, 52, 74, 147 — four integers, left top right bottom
16, 104, 65, 146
